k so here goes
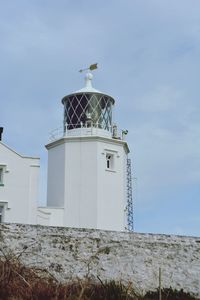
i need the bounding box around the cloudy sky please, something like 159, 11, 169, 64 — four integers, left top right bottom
1, 0, 200, 236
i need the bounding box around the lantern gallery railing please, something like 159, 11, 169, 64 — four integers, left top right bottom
49, 123, 113, 141
49, 123, 128, 142
64, 121, 113, 132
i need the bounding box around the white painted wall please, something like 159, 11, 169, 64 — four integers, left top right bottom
46, 142, 65, 207
63, 138, 98, 229
46, 136, 129, 231
37, 207, 64, 226
97, 140, 128, 231
0, 142, 39, 224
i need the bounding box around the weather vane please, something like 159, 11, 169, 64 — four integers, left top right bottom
79, 63, 98, 73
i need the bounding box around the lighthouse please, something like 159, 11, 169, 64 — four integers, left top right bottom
40, 70, 133, 231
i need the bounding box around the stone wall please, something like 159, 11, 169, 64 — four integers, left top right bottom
0, 223, 200, 297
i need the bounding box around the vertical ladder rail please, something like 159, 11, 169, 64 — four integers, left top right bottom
127, 158, 134, 231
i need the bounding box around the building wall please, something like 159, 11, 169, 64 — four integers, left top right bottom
97, 140, 128, 231
0, 142, 39, 224
46, 142, 65, 207
46, 136, 129, 231
0, 223, 199, 297
37, 207, 64, 226
63, 138, 98, 229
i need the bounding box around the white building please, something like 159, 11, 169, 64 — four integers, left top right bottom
0, 72, 133, 231
38, 73, 133, 231
0, 136, 39, 225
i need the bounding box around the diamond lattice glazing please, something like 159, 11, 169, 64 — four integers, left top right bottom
63, 93, 114, 131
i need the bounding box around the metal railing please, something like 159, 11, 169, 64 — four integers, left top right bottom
48, 123, 127, 142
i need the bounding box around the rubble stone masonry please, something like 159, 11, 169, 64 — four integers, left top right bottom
0, 223, 199, 297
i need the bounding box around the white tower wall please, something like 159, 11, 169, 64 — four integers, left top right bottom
46, 136, 129, 231
46, 142, 65, 207
64, 138, 98, 229
97, 140, 128, 231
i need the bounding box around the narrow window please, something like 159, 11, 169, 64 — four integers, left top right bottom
106, 154, 114, 170
0, 206, 4, 223
0, 168, 3, 185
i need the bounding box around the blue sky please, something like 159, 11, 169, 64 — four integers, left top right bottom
0, 0, 200, 236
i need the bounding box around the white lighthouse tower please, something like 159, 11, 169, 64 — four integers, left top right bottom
40, 70, 133, 231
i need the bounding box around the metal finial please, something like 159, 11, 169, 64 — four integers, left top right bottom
79, 63, 98, 73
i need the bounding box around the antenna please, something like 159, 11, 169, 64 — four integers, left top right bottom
79, 63, 98, 73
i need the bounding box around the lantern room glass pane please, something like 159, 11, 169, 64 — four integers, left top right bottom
63, 93, 113, 132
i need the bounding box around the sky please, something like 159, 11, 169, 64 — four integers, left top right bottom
0, 0, 200, 236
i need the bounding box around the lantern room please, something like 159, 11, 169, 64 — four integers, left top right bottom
62, 73, 115, 137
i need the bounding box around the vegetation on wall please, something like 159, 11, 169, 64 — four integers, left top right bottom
0, 247, 199, 300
